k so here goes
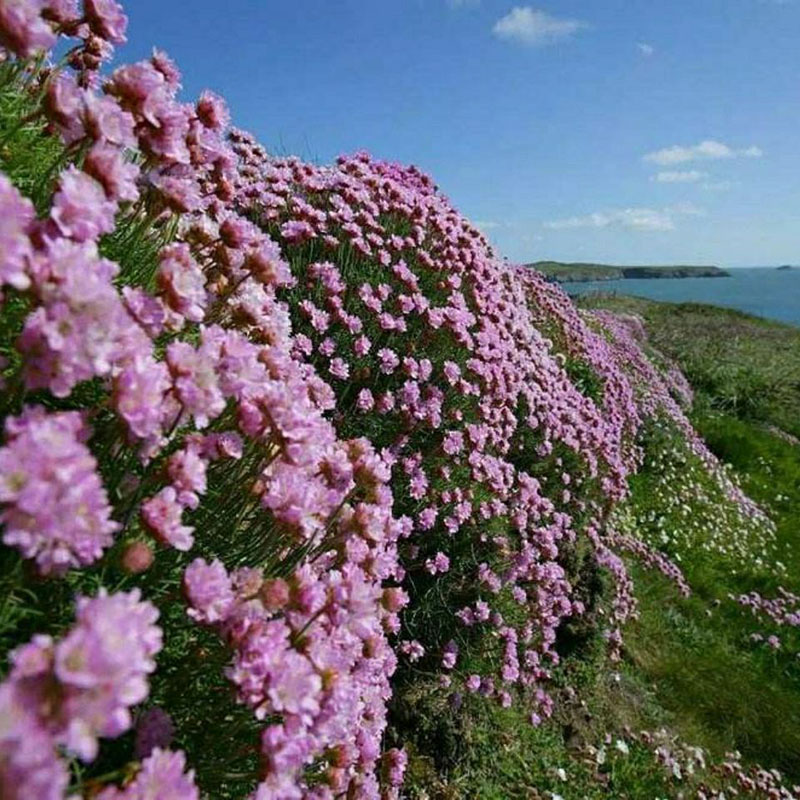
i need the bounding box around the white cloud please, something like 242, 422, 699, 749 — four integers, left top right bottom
643, 139, 764, 165
543, 203, 704, 233
637, 42, 655, 56
740, 145, 764, 158
492, 7, 586, 46
667, 201, 706, 216
652, 170, 707, 183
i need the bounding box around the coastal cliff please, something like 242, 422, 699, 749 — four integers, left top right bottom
530, 260, 730, 282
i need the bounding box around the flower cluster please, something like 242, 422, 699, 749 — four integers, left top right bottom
97, 749, 198, 800
0, 406, 118, 574
0, 590, 165, 792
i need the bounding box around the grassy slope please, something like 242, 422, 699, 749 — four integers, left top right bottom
406, 297, 800, 799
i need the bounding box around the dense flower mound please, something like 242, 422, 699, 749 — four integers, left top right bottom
0, 2, 775, 798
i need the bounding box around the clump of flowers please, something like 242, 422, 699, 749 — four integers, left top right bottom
0, 589, 162, 788
0, 406, 119, 574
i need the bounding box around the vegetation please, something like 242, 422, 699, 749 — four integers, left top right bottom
0, 4, 797, 800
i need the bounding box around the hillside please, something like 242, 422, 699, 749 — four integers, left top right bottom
531, 261, 730, 282
0, 5, 798, 800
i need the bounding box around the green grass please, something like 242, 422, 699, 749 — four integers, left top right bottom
622, 415, 800, 779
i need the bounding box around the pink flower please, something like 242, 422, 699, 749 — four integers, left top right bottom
425, 552, 450, 575
156, 243, 207, 322
0, 174, 34, 291
141, 486, 194, 551
280, 219, 315, 243
50, 166, 117, 242
151, 48, 182, 91
97, 748, 198, 800
183, 558, 234, 624
166, 339, 225, 429
167, 445, 208, 497
84, 0, 128, 44
112, 356, 173, 447
0, 685, 70, 800
383, 748, 407, 788
196, 90, 229, 131
0, 0, 56, 57
356, 388, 374, 412
329, 357, 349, 380
0, 406, 119, 574
442, 641, 459, 670
84, 142, 140, 203
41, 0, 78, 25
266, 651, 322, 717
84, 92, 136, 147
243, 237, 292, 287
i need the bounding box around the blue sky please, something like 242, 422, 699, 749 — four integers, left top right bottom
121, 1, 800, 266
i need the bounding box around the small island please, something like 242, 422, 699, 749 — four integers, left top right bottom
529, 260, 730, 283
777, 265, 797, 271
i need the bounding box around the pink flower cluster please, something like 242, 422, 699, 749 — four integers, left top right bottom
226, 142, 663, 713
184, 512, 405, 798
0, 590, 167, 795
0, 405, 118, 574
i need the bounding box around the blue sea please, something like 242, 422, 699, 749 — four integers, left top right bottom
566, 268, 800, 327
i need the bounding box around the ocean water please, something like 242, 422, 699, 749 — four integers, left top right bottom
566, 268, 800, 327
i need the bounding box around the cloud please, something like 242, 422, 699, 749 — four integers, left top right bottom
667, 201, 705, 216
637, 42, 655, 56
474, 220, 502, 230
492, 7, 586, 46
543, 203, 704, 233
652, 170, 707, 183
643, 139, 764, 165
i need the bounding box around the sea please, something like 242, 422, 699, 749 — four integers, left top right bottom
565, 267, 800, 327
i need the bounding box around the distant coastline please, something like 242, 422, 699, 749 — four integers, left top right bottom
529, 261, 730, 283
